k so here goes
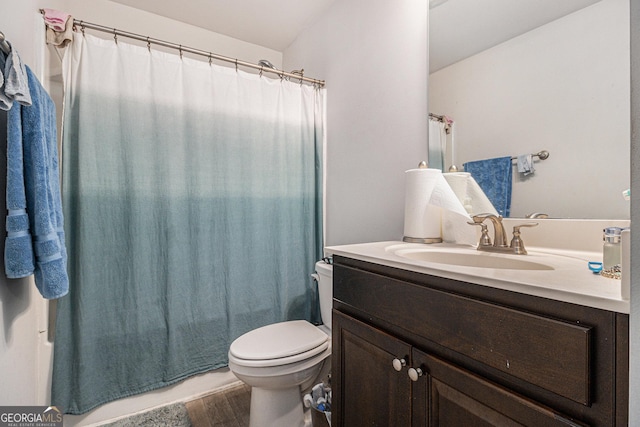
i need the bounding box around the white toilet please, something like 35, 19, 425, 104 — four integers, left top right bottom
228, 260, 333, 427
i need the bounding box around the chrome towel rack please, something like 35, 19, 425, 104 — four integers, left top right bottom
511, 150, 549, 161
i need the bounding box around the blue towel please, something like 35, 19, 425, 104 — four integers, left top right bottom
6, 83, 35, 278
5, 66, 68, 299
463, 156, 512, 217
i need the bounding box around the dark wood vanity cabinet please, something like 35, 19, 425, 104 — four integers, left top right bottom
331, 256, 629, 427
333, 310, 412, 426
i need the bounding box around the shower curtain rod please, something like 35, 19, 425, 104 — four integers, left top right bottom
429, 113, 446, 121
429, 112, 453, 134
39, 12, 325, 87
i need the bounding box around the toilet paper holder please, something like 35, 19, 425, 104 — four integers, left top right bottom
402, 161, 444, 244
403, 236, 443, 244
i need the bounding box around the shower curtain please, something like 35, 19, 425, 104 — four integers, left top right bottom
52, 33, 325, 414
428, 118, 447, 171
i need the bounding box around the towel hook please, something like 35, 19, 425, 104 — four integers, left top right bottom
0, 31, 8, 56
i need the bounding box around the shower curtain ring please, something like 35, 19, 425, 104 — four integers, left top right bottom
113, 28, 118, 44
146, 37, 151, 52
209, 53, 213, 66
235, 59, 238, 72
179, 45, 183, 59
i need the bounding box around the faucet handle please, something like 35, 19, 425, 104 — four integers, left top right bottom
510, 223, 539, 255
467, 221, 492, 246
513, 222, 539, 232
526, 212, 549, 219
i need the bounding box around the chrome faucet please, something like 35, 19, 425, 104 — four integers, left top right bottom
468, 213, 508, 249
468, 214, 538, 255
526, 212, 549, 219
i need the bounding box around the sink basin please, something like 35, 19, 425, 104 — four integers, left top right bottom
394, 249, 554, 271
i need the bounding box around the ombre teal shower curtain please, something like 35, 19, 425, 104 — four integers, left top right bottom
52, 33, 325, 414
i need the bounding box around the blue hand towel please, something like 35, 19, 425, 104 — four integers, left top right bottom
5, 66, 68, 299
463, 156, 512, 217
6, 96, 35, 278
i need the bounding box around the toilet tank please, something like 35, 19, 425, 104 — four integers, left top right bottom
314, 260, 333, 330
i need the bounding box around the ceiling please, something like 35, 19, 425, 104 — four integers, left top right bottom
109, 0, 339, 52
110, 0, 602, 69
429, 0, 602, 72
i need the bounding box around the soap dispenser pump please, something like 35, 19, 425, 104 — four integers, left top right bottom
603, 227, 623, 269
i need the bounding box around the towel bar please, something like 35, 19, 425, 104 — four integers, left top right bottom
511, 150, 549, 161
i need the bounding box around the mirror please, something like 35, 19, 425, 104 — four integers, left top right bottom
428, 0, 630, 219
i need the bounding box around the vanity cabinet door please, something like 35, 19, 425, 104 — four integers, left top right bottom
411, 348, 589, 427
332, 310, 413, 427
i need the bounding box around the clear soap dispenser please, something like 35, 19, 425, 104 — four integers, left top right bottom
602, 227, 623, 269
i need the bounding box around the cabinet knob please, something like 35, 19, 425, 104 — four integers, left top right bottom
392, 358, 407, 372
408, 367, 423, 382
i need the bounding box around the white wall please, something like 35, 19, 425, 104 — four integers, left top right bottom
429, 0, 629, 219
283, 0, 429, 246
0, 260, 40, 404
0, 1, 280, 424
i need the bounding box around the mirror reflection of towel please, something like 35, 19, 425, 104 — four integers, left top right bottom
463, 156, 512, 217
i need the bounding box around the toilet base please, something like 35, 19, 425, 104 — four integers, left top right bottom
249, 386, 305, 427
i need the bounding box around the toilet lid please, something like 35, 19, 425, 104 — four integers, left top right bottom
230, 320, 328, 361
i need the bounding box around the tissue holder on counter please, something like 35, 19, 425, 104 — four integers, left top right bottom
403, 168, 443, 243
403, 166, 477, 246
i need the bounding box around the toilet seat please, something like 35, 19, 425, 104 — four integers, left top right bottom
229, 320, 329, 368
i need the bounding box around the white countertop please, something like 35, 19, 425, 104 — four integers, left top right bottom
326, 241, 629, 314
